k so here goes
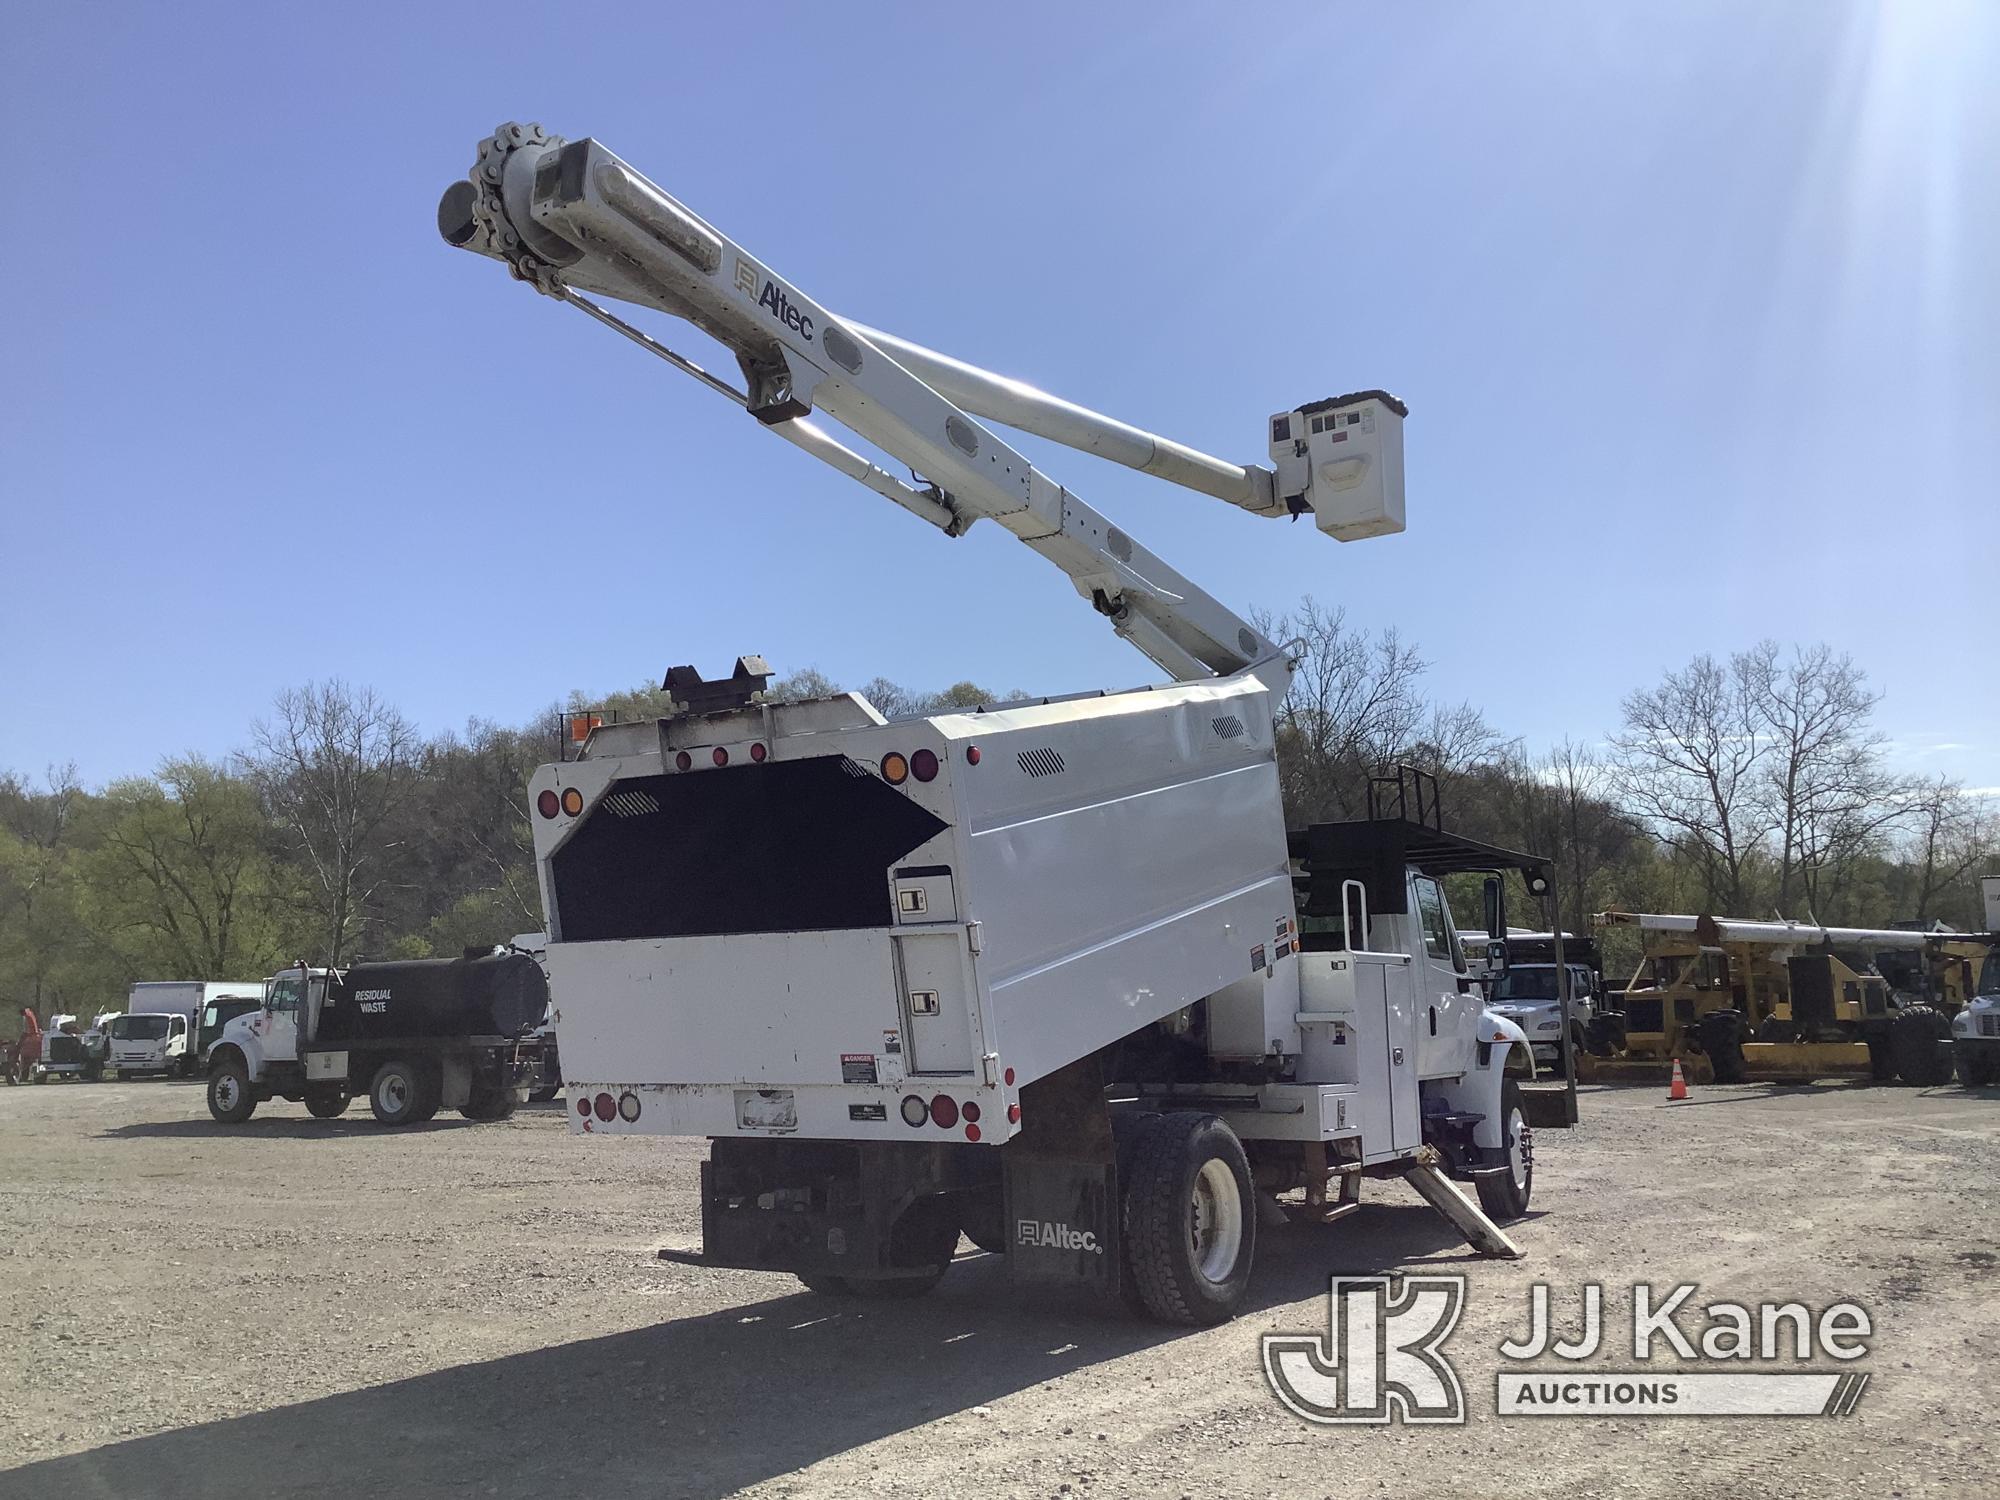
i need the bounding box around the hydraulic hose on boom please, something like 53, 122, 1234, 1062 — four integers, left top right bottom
438, 122, 1409, 694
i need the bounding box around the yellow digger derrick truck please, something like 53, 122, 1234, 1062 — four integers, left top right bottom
1582, 912, 1958, 1086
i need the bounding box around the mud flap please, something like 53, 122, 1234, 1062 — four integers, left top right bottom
1003, 1154, 1119, 1291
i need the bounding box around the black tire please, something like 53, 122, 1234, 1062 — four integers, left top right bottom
958, 1186, 1007, 1255
1891, 1005, 1953, 1087
303, 1085, 350, 1119
369, 1058, 431, 1126
795, 1272, 854, 1296
1865, 1035, 1898, 1081
1120, 1112, 1255, 1326
528, 1084, 560, 1104
206, 1059, 257, 1124
1583, 1015, 1621, 1058
1477, 1079, 1534, 1221
1697, 1010, 1748, 1084
458, 1088, 519, 1122
1955, 1043, 1999, 1088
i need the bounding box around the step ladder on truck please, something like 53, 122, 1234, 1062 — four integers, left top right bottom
439, 123, 1575, 1323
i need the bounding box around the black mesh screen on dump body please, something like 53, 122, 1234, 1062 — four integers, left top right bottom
551, 756, 950, 942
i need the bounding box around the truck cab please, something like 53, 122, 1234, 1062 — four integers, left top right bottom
1951, 945, 2000, 1087
1487, 963, 1597, 1065
109, 1011, 192, 1078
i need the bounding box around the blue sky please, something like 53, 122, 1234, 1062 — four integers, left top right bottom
4, 1, 1995, 790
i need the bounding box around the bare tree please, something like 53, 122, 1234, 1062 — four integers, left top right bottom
246, 681, 418, 965
1611, 654, 1770, 912
1738, 641, 1893, 911
1256, 597, 1496, 822
1491, 740, 1642, 934
1900, 776, 1993, 924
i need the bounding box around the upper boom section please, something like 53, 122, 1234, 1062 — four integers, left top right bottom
438, 123, 1407, 690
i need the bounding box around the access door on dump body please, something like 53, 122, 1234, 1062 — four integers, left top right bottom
892, 867, 977, 1076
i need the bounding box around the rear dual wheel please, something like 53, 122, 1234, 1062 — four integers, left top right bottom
1119, 1112, 1255, 1326
369, 1058, 441, 1126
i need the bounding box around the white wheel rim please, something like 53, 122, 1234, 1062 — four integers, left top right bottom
1190, 1158, 1244, 1283
381, 1075, 408, 1113
1508, 1107, 1531, 1191
216, 1076, 239, 1110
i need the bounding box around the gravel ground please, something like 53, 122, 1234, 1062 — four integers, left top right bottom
1, 1076, 1995, 1499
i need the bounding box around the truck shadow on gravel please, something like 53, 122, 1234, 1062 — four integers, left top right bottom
99, 1117, 495, 1140
1, 1201, 1497, 1500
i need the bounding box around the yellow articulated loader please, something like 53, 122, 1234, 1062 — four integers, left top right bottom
1580, 912, 1960, 1086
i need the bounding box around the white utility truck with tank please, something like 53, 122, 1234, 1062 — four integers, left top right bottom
112, 980, 262, 1080
205, 951, 549, 1126
440, 122, 1573, 1323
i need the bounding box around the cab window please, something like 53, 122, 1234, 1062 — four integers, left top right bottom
266, 978, 303, 1016
1413, 878, 1462, 970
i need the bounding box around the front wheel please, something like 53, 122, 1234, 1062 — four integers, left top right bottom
528, 1084, 560, 1104
1477, 1079, 1533, 1220
1697, 1010, 1748, 1084
1120, 1112, 1255, 1326
1891, 1005, 1953, 1087
207, 1060, 257, 1124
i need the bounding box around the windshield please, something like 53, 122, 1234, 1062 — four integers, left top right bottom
111, 1015, 171, 1041
1495, 968, 1559, 1001
1981, 952, 2000, 999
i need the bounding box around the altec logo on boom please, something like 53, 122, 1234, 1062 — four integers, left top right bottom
734, 257, 814, 342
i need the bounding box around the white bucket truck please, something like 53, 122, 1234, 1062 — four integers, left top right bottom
441, 124, 1566, 1322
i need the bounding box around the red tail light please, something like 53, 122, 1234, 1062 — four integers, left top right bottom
593, 1092, 616, 1122
711, 747, 729, 767
675, 751, 692, 772
961, 1100, 980, 1123
575, 1096, 591, 1117
911, 748, 939, 783
1006, 1103, 1021, 1124
537, 789, 561, 819
749, 742, 767, 763
964, 1123, 981, 1142
965, 745, 981, 765
928, 1094, 958, 1128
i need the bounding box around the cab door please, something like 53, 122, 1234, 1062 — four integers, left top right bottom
254, 972, 305, 1064
1410, 875, 1472, 1077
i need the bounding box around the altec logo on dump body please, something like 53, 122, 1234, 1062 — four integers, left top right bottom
734, 257, 813, 342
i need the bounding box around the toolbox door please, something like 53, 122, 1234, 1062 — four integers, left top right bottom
894, 931, 977, 1076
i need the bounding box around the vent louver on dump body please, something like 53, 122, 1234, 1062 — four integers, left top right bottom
1211, 714, 1245, 740
1017, 747, 1066, 777
602, 790, 662, 818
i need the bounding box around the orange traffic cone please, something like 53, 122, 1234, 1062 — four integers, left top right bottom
1667, 1058, 1689, 1102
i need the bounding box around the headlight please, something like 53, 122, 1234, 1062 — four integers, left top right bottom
1537, 1020, 1561, 1032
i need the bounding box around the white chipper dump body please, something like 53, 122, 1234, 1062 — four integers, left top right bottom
447, 123, 1556, 1322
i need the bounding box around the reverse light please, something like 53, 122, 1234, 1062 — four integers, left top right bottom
911, 749, 939, 783
593, 1092, 616, 1122
537, 789, 561, 819
899, 1094, 928, 1127
881, 752, 910, 785
560, 787, 584, 817
618, 1091, 641, 1122
928, 1094, 958, 1129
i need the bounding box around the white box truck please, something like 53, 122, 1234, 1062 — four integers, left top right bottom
113, 981, 262, 1080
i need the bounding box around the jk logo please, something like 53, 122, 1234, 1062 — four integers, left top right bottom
1263, 1275, 1467, 1424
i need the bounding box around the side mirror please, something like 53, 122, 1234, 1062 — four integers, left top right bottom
1482, 876, 1506, 941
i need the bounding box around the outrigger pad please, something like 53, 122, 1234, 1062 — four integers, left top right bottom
1401, 1156, 1522, 1259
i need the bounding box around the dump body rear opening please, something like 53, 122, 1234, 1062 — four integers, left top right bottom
551, 757, 949, 941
